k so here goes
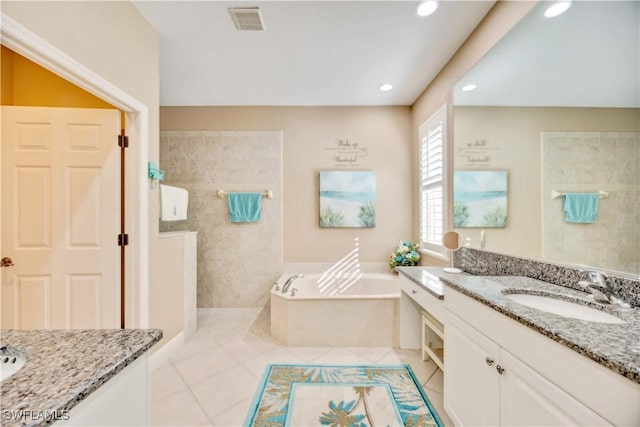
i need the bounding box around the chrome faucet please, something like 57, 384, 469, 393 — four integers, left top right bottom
281, 274, 304, 294
578, 270, 629, 307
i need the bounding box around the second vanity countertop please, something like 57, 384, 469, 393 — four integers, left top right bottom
395, 266, 451, 299
396, 267, 640, 384
0, 329, 162, 427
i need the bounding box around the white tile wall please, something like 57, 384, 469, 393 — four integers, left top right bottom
160, 131, 283, 308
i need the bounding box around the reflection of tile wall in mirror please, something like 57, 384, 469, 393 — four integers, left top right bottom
541, 131, 639, 275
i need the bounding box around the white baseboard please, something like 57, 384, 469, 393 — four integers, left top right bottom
149, 331, 184, 372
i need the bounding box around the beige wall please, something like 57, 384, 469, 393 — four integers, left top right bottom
2, 2, 180, 351
160, 106, 413, 264
411, 1, 536, 265
453, 106, 640, 258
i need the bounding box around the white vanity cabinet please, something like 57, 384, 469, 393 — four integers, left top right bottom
445, 312, 608, 426
445, 313, 500, 425
444, 288, 639, 427
56, 353, 151, 426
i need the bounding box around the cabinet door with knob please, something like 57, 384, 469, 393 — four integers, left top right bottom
499, 350, 609, 426
444, 312, 500, 426
445, 311, 610, 427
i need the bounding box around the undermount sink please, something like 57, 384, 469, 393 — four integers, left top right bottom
0, 346, 26, 382
504, 293, 626, 324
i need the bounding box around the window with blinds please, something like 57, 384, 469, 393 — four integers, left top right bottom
419, 104, 447, 258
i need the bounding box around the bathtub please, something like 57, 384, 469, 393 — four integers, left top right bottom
270, 273, 400, 347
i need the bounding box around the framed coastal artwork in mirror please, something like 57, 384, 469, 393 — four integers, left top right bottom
453, 170, 507, 228
319, 170, 376, 228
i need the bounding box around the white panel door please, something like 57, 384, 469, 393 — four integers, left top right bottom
1, 106, 120, 329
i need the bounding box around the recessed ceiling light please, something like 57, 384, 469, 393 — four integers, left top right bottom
379, 84, 393, 92
544, 0, 572, 18
461, 83, 477, 92
416, 0, 438, 17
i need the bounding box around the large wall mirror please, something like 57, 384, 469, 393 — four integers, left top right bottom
452, 1, 639, 276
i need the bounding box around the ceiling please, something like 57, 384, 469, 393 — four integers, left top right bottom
133, 1, 495, 106
454, 1, 640, 108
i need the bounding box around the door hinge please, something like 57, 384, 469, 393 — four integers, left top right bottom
118, 233, 129, 246
118, 135, 129, 148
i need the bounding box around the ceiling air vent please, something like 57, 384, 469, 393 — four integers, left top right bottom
228, 7, 265, 31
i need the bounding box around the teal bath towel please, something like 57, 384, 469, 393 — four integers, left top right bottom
228, 192, 262, 223
563, 193, 599, 223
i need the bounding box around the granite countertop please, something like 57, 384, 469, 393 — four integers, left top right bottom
395, 266, 452, 299
439, 274, 640, 383
0, 329, 162, 427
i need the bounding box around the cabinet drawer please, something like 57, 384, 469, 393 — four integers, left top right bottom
400, 276, 445, 321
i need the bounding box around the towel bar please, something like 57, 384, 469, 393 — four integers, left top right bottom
217, 189, 273, 199
551, 190, 608, 199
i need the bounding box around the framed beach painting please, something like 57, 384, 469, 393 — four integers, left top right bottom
319, 170, 376, 228
454, 170, 508, 228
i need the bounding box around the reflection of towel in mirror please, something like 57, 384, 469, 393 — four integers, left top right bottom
228, 193, 262, 223
160, 184, 189, 221
563, 193, 599, 223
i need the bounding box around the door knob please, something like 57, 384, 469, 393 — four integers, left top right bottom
485, 357, 494, 366
0, 257, 14, 267
496, 365, 505, 375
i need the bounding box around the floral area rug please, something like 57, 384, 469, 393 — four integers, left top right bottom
244, 364, 443, 427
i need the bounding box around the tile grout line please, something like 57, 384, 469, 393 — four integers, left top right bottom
190, 312, 271, 420
209, 354, 265, 420
422, 368, 443, 396
423, 365, 439, 384
370, 348, 395, 363
166, 358, 217, 427
289, 347, 332, 363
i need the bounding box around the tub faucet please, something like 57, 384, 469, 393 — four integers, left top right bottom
282, 274, 304, 294
578, 270, 629, 307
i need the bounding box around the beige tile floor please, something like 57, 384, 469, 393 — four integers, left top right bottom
151, 308, 453, 426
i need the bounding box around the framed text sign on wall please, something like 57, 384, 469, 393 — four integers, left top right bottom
319, 170, 376, 228
325, 139, 369, 168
